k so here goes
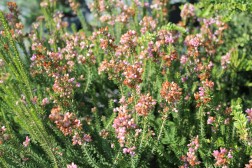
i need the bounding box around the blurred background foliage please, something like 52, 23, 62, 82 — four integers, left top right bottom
0, 0, 251, 106
0, 0, 41, 31
0, 0, 199, 31
0, 0, 252, 108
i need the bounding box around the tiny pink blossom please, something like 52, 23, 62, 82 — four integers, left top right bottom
23, 136, 30, 147
1, 126, 6, 132
246, 108, 252, 123
67, 162, 77, 168
180, 55, 188, 64
42, 98, 49, 106
212, 148, 232, 167
30, 54, 36, 61
76, 83, 81, 87
207, 116, 215, 125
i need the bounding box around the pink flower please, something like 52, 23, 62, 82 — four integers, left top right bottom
30, 54, 37, 61
189, 36, 201, 48
180, 55, 188, 64
1, 126, 6, 132
135, 94, 156, 116
207, 116, 215, 125
76, 83, 81, 87
221, 51, 231, 69
227, 150, 233, 159
212, 150, 219, 158
224, 118, 230, 125
181, 3, 195, 20
245, 156, 252, 168
246, 108, 252, 123
182, 136, 200, 166
212, 148, 232, 167
83, 134, 92, 142
199, 87, 205, 95
72, 133, 82, 145
23, 136, 30, 147
67, 162, 77, 168
123, 146, 136, 156
42, 98, 49, 106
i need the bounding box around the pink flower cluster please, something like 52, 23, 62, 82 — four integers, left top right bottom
52, 74, 81, 99
181, 3, 195, 20
184, 34, 202, 57
116, 30, 138, 57
194, 79, 214, 107
49, 107, 82, 136
49, 107, 92, 145
113, 103, 136, 147
3, 2, 24, 38
246, 108, 252, 123
212, 148, 232, 167
122, 62, 143, 88
139, 16, 157, 34
245, 156, 252, 168
207, 116, 216, 125
99, 60, 143, 88
157, 29, 175, 45
201, 17, 227, 47
98, 59, 124, 78
72, 133, 92, 145
114, 3, 135, 24
135, 94, 156, 116
221, 50, 233, 69
23, 136, 31, 147
41, 98, 50, 106
90, 0, 146, 25
160, 81, 182, 103
123, 146, 136, 156
67, 162, 77, 168
180, 136, 200, 167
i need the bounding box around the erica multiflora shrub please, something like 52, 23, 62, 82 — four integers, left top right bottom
0, 0, 252, 168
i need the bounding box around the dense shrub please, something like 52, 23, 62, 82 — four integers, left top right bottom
0, 0, 252, 167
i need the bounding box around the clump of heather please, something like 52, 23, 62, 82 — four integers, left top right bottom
0, 1, 252, 168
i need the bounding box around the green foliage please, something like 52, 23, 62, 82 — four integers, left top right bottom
231, 99, 248, 142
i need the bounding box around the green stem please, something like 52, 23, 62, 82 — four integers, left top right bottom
139, 117, 148, 148
152, 114, 167, 153
82, 144, 99, 168
157, 117, 166, 141
113, 151, 121, 166
199, 106, 205, 139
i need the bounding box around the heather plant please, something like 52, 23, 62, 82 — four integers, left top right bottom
0, 0, 252, 168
